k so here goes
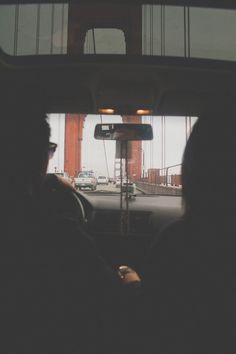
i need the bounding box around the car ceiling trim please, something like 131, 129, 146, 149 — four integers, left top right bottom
1, 51, 236, 75
0, 0, 236, 10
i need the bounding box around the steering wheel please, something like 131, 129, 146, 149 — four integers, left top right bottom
43, 174, 87, 225
71, 190, 87, 224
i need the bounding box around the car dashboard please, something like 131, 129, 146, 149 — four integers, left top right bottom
77, 191, 183, 269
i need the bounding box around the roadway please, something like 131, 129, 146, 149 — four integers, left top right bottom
93, 183, 143, 194
80, 183, 181, 199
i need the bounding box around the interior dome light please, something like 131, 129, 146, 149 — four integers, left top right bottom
136, 109, 153, 115
98, 108, 115, 114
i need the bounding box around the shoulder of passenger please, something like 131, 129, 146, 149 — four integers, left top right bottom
155, 218, 187, 246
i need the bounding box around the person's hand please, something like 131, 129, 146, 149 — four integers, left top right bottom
117, 265, 141, 287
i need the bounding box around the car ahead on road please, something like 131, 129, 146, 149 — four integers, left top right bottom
121, 181, 136, 195
115, 178, 121, 188
74, 171, 97, 191
115, 178, 135, 193
97, 176, 109, 185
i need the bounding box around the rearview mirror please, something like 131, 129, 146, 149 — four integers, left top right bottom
94, 123, 153, 141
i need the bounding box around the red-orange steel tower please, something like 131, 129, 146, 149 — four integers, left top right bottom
64, 114, 85, 177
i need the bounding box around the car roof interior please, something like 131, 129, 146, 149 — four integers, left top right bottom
1, 0, 236, 117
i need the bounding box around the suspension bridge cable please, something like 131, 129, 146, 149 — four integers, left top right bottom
163, 116, 166, 171
184, 5, 191, 58
161, 116, 165, 177
163, 5, 165, 55
185, 116, 188, 142
189, 116, 192, 136
148, 116, 152, 169
100, 115, 110, 179
160, 5, 163, 56
144, 5, 147, 55
156, 5, 159, 55
13, 4, 19, 55
187, 6, 191, 57
161, 116, 163, 171
161, 5, 166, 56
150, 5, 153, 55
184, 6, 187, 58
151, 116, 154, 168
61, 3, 65, 54
50, 4, 55, 54
184, 7, 191, 141
164, 116, 166, 170
162, 116, 164, 172
142, 5, 144, 54
160, 115, 166, 177
35, 4, 41, 55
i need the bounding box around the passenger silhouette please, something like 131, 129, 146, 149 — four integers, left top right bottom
0, 102, 138, 354
141, 112, 236, 354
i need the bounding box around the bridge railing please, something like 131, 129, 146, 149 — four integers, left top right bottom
135, 181, 182, 196
138, 164, 182, 187
133, 164, 182, 195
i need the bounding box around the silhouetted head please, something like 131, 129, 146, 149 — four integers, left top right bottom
182, 113, 236, 218
0, 101, 50, 200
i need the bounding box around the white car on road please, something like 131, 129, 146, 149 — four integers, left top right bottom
97, 176, 109, 185
75, 171, 97, 191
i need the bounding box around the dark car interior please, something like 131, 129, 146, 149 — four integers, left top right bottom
1, 1, 236, 351
1, 0, 236, 263
1, 0, 236, 264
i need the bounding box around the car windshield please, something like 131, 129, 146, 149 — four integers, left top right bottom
47, 114, 198, 196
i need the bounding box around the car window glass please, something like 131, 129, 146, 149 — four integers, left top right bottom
1, 3, 236, 62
